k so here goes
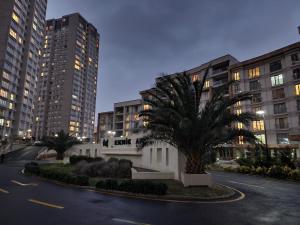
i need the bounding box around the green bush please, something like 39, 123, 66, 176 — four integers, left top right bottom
74, 157, 132, 178
69, 155, 104, 165
224, 166, 235, 172
237, 166, 251, 174
236, 158, 253, 167
288, 170, 300, 181
39, 167, 89, 186
255, 166, 267, 175
267, 166, 284, 179
24, 162, 40, 175
95, 179, 168, 195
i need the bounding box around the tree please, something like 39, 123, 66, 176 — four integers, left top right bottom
140, 69, 257, 174
44, 130, 80, 160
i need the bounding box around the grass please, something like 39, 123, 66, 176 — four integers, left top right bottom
38, 163, 234, 199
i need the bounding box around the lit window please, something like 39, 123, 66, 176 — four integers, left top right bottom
252, 120, 264, 131
192, 74, 199, 82
232, 72, 240, 81
74, 64, 81, 70
9, 28, 17, 39
295, 84, 300, 95
143, 104, 151, 110
9, 103, 13, 109
204, 80, 210, 88
238, 136, 244, 145
12, 12, 19, 23
235, 101, 241, 107
0, 119, 4, 126
235, 108, 242, 115
0, 89, 8, 98
32, 23, 37, 31
255, 134, 266, 144
248, 67, 260, 79
271, 74, 284, 86
237, 122, 243, 129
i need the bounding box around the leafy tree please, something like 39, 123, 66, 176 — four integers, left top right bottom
44, 130, 80, 160
140, 69, 257, 174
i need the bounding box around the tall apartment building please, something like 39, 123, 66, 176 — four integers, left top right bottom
96, 111, 113, 141
33, 13, 99, 140
0, 0, 47, 139
230, 42, 300, 150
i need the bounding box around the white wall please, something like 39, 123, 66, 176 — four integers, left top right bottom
65, 136, 182, 180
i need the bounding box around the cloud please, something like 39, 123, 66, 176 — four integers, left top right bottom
47, 0, 300, 113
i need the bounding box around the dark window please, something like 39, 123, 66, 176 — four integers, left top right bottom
275, 117, 288, 129
297, 99, 300, 111
249, 80, 261, 91
277, 133, 289, 144
252, 93, 262, 103
233, 83, 240, 93
272, 88, 285, 99
269, 60, 282, 72
291, 53, 299, 62
293, 68, 300, 80
274, 103, 287, 114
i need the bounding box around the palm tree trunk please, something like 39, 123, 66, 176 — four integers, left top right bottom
56, 152, 64, 160
185, 153, 205, 174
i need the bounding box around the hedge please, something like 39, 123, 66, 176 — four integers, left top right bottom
24, 163, 89, 186
223, 165, 300, 181
69, 155, 104, 165
95, 179, 168, 195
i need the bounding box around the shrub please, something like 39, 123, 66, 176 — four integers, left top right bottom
224, 166, 234, 172
237, 166, 251, 174
255, 166, 266, 175
24, 162, 40, 175
73, 157, 133, 179
69, 155, 103, 165
288, 170, 300, 181
236, 158, 253, 167
267, 166, 284, 179
95, 179, 168, 195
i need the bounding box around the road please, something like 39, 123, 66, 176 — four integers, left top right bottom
0, 152, 299, 225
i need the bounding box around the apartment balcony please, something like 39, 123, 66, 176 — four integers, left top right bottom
213, 80, 227, 87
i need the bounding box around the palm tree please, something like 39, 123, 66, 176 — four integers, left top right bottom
44, 130, 80, 160
140, 69, 258, 174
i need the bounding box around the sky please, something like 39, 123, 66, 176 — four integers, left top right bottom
46, 0, 300, 114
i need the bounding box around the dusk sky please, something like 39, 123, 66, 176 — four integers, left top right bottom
47, 0, 300, 114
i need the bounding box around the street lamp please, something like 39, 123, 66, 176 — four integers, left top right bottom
256, 110, 270, 159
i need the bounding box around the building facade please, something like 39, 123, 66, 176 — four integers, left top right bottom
96, 111, 113, 141
113, 99, 143, 137
0, 0, 47, 139
33, 13, 99, 140
230, 42, 300, 153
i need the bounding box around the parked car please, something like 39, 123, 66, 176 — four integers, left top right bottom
34, 141, 44, 146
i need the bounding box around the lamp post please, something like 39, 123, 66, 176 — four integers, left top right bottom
256, 110, 270, 159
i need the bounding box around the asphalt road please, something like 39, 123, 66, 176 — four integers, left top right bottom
0, 154, 299, 225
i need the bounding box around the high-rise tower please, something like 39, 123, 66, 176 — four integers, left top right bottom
0, 0, 47, 139
33, 13, 99, 140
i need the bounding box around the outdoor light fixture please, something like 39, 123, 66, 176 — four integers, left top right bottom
256, 110, 265, 115
54, 134, 58, 137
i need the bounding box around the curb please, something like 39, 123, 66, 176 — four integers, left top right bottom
22, 170, 244, 204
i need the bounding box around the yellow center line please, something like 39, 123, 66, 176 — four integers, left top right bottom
11, 180, 38, 186
0, 188, 9, 194
28, 199, 64, 209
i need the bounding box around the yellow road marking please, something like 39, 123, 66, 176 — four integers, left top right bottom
11, 180, 38, 186
28, 199, 64, 209
112, 218, 151, 225
0, 188, 9, 194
